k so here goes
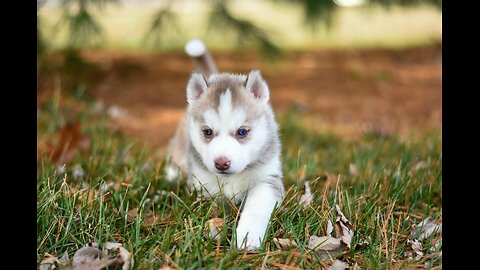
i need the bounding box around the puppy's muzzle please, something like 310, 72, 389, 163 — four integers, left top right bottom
214, 156, 231, 171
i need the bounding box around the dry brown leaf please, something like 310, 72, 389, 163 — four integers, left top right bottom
308, 235, 345, 260
334, 205, 354, 249
158, 263, 174, 270
329, 260, 349, 270
104, 242, 134, 270
307, 205, 355, 260
59, 251, 70, 266
50, 121, 91, 165
145, 213, 161, 226
68, 242, 133, 270
72, 245, 108, 269
299, 181, 314, 208
126, 208, 138, 223
208, 218, 224, 242
273, 238, 298, 250
326, 220, 334, 237
405, 239, 424, 260
411, 217, 442, 241
39, 254, 59, 270
356, 235, 370, 248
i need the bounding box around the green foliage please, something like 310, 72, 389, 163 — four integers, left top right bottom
57, 0, 118, 48
37, 0, 442, 57
143, 6, 180, 48
207, 0, 281, 60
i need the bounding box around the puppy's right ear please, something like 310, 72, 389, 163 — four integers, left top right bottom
186, 73, 208, 104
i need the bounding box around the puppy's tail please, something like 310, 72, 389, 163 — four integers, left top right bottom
185, 39, 218, 78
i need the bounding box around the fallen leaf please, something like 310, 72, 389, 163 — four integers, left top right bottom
356, 235, 370, 248
39, 254, 59, 270
405, 239, 424, 260
299, 181, 314, 208
158, 263, 173, 270
69, 242, 133, 270
273, 238, 298, 250
308, 235, 345, 260
307, 205, 355, 260
104, 242, 134, 270
50, 121, 91, 165
329, 260, 349, 270
326, 220, 334, 237
72, 245, 106, 268
144, 213, 160, 226
126, 208, 138, 223
59, 251, 70, 266
429, 240, 442, 253
208, 218, 224, 242
334, 205, 354, 249
411, 217, 442, 241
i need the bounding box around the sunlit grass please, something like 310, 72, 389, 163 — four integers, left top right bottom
37, 92, 442, 268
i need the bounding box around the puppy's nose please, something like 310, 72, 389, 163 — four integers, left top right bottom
214, 156, 231, 171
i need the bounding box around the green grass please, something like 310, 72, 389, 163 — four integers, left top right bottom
37, 94, 442, 269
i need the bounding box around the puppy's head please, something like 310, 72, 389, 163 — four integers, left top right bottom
186, 70, 273, 176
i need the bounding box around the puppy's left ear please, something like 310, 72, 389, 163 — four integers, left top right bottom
245, 70, 270, 102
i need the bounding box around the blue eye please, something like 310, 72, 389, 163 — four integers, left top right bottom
237, 128, 249, 137
202, 128, 213, 137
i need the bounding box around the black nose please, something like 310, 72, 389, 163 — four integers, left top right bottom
214, 156, 231, 171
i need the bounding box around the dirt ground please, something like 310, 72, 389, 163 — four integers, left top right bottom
39, 44, 442, 153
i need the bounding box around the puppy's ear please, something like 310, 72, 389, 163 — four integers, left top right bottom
245, 69, 269, 102
186, 72, 208, 104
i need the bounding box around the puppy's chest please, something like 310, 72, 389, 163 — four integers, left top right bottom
211, 174, 251, 202
190, 167, 252, 203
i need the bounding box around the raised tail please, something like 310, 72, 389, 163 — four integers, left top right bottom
185, 39, 218, 77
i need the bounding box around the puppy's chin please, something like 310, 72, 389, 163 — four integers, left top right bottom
216, 171, 234, 176
208, 167, 244, 176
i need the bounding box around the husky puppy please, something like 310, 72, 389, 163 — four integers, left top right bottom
167, 70, 284, 250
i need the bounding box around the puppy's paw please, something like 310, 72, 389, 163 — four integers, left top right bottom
236, 225, 263, 250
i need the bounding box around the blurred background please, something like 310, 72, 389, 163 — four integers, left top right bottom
37, 0, 442, 156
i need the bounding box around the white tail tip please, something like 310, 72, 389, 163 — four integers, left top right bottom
185, 39, 206, 57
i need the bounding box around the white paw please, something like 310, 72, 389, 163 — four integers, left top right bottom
236, 225, 263, 250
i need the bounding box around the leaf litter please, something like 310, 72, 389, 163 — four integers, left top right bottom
40, 242, 133, 270
208, 217, 224, 242
410, 217, 442, 241
404, 217, 442, 260
267, 204, 353, 268
307, 204, 354, 260
49, 121, 91, 165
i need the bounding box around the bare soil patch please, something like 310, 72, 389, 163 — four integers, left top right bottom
39, 45, 442, 152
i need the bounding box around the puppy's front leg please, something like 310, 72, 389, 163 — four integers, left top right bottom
236, 181, 283, 250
